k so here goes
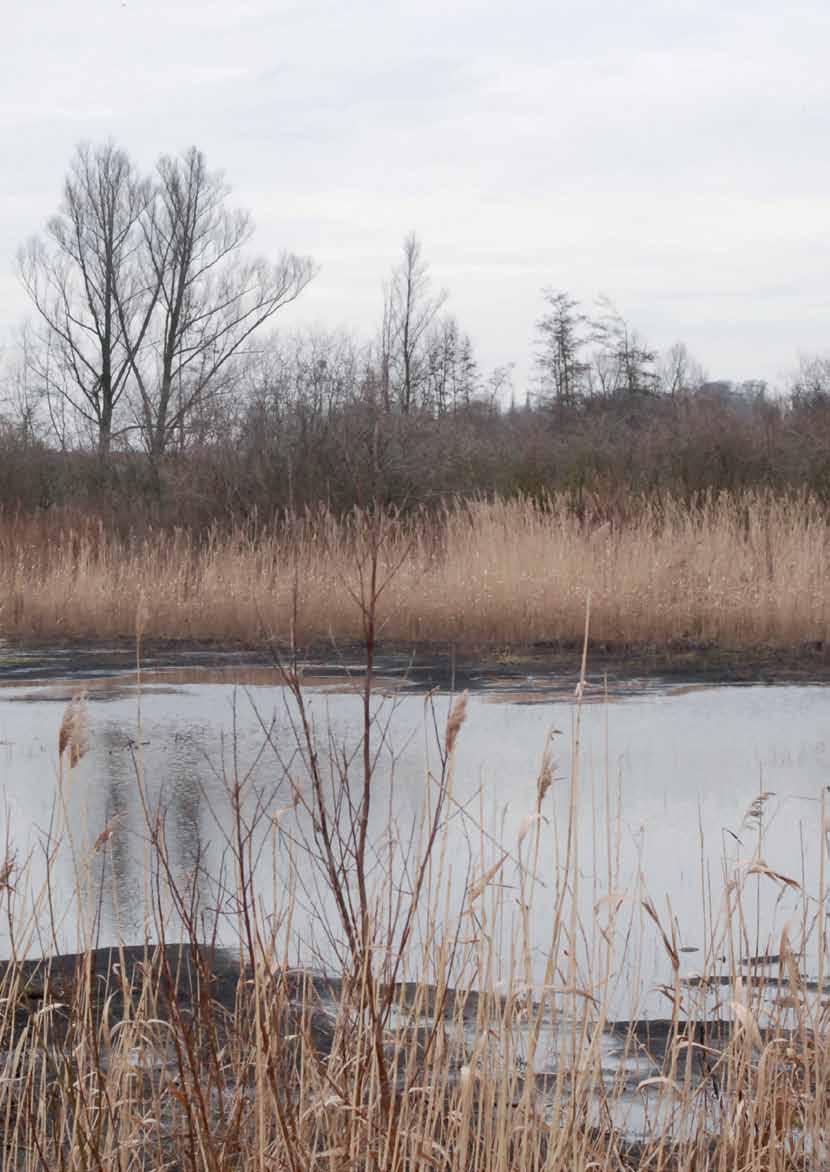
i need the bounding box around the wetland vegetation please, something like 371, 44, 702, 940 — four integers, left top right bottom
3, 492, 830, 659
4, 141, 830, 664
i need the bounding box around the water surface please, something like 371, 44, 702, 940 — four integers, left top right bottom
3, 653, 828, 1134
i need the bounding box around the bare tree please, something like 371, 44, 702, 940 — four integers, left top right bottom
422, 315, 478, 414
659, 341, 706, 397
483, 362, 515, 412
18, 142, 154, 456
241, 327, 363, 419
132, 147, 316, 456
376, 287, 395, 413
288, 328, 363, 416
385, 233, 446, 413
533, 289, 591, 414
0, 327, 46, 446
18, 143, 315, 460
791, 353, 830, 408
590, 296, 659, 398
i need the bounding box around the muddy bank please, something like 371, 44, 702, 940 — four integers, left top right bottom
0, 944, 338, 1054
3, 636, 830, 693
0, 943, 741, 1074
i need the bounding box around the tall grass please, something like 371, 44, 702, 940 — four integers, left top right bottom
2, 492, 829, 650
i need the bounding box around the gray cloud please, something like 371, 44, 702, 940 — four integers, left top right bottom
2, 0, 829, 387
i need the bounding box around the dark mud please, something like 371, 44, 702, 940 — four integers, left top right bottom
3, 636, 830, 696
0, 943, 744, 1074
0, 944, 340, 1055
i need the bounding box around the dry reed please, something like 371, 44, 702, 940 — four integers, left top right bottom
2, 492, 828, 652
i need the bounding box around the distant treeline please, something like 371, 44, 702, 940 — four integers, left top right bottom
2, 379, 830, 532
2, 139, 830, 531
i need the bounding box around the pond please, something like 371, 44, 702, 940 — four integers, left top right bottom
3, 645, 829, 1136
0, 647, 826, 1019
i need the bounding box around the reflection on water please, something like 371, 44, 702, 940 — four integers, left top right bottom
96, 723, 138, 936
0, 669, 828, 1022
91, 722, 211, 942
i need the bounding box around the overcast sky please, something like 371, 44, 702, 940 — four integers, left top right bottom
2, 0, 829, 391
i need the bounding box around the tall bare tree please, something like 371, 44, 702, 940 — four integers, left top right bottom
132, 147, 316, 456
422, 315, 478, 414
533, 289, 590, 414
590, 297, 659, 398
19, 143, 315, 459
384, 233, 446, 413
659, 341, 705, 397
18, 142, 154, 455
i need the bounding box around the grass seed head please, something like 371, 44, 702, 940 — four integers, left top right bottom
445, 690, 468, 757
58, 694, 89, 768
536, 744, 554, 809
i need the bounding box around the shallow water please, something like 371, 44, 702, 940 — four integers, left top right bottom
0, 655, 827, 1030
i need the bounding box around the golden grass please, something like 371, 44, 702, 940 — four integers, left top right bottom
2, 492, 829, 649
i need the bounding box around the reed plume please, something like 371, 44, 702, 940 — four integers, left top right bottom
58, 693, 89, 768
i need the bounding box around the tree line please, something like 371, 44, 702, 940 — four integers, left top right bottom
2, 139, 830, 526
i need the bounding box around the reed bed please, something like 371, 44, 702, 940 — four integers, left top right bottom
1, 492, 829, 649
